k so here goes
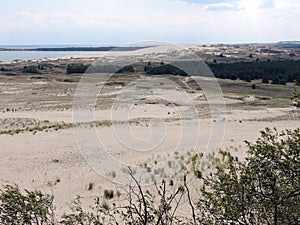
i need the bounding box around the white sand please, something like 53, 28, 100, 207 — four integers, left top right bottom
0, 106, 298, 216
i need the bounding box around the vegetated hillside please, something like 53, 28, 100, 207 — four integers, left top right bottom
208, 60, 300, 85
62, 59, 300, 85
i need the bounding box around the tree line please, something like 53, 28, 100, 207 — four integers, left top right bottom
66, 63, 188, 76
65, 60, 300, 85
144, 63, 188, 76
208, 60, 300, 85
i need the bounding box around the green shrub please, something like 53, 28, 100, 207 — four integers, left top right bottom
87, 182, 94, 191
22, 65, 39, 74
194, 169, 202, 179
66, 64, 89, 74
116, 65, 134, 73
0, 184, 55, 224
103, 189, 114, 199
146, 64, 188, 76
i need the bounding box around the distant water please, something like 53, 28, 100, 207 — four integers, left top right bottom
0, 45, 103, 62
0, 44, 101, 49
0, 51, 95, 62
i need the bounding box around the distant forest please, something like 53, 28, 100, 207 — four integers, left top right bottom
208, 60, 300, 85
144, 64, 188, 76
275, 42, 300, 48
65, 60, 300, 85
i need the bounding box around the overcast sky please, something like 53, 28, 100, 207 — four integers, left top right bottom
1, 0, 299, 45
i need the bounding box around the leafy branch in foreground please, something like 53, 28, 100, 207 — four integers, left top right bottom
199, 128, 300, 225
0, 184, 56, 225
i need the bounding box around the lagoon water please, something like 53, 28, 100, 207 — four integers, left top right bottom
0, 51, 92, 62
0, 45, 102, 62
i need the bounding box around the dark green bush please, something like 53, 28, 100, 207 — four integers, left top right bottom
22, 65, 39, 74
66, 64, 89, 74
103, 189, 114, 199
116, 65, 134, 73
146, 64, 188, 76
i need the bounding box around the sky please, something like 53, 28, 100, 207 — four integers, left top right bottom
1, 0, 300, 45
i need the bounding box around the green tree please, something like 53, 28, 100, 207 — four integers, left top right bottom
199, 128, 300, 225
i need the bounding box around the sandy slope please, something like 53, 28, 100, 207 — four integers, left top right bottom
0, 106, 298, 216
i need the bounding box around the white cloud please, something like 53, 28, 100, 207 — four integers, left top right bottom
0, 0, 299, 44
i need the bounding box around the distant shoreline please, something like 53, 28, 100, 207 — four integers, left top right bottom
0, 46, 149, 52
